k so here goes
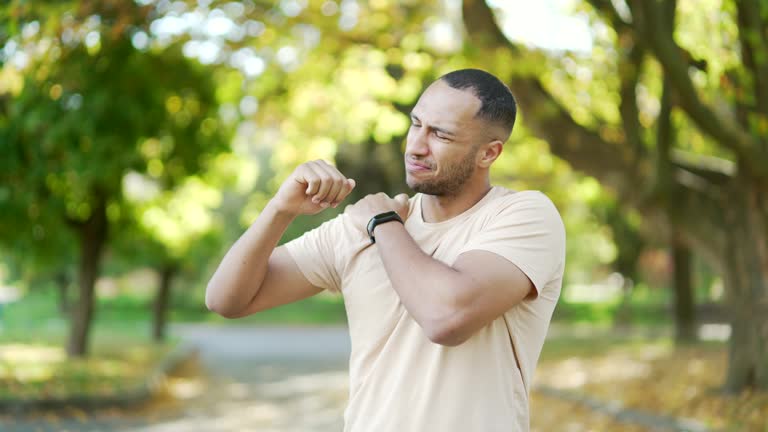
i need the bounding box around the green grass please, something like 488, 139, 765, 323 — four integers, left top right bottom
1, 288, 347, 338
170, 292, 348, 326
0, 340, 173, 402
3, 284, 682, 337
0, 291, 180, 406
552, 300, 671, 326
0, 287, 346, 407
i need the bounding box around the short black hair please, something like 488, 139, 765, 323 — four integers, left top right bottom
439, 68, 517, 138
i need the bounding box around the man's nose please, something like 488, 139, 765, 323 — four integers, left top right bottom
406, 128, 429, 156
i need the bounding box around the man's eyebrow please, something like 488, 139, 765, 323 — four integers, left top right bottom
409, 112, 456, 136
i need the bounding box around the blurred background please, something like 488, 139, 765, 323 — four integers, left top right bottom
0, 0, 766, 431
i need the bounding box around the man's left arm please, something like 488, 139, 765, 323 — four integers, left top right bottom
346, 191, 564, 347
374, 222, 534, 346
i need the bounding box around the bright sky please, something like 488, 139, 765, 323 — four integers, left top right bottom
145, 0, 595, 64
3, 0, 593, 75
492, 0, 593, 52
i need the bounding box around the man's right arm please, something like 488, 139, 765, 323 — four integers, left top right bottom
205, 160, 355, 318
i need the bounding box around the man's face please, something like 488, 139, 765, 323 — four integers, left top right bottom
405, 80, 485, 196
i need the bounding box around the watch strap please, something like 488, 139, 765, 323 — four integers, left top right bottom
366, 211, 404, 244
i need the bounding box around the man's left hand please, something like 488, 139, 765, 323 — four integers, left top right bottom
345, 192, 410, 234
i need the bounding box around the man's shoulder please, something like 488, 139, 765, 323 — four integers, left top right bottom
485, 187, 558, 214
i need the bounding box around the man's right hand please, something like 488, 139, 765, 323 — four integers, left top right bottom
272, 160, 356, 216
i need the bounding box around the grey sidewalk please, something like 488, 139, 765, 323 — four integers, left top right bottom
1, 325, 353, 432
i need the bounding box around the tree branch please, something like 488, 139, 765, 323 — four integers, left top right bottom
651, 0, 676, 201
736, 0, 768, 116
629, 0, 766, 176
666, 178, 727, 269
461, 0, 519, 52
670, 150, 736, 184
618, 38, 646, 162
654, 76, 674, 195
584, 0, 632, 30
462, 0, 641, 197
460, 0, 735, 260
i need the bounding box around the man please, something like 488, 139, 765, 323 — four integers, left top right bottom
206, 69, 565, 431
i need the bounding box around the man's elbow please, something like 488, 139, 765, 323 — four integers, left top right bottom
205, 284, 243, 319
424, 314, 473, 347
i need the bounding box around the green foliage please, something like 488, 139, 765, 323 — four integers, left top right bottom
0, 1, 228, 286
6, 0, 744, 333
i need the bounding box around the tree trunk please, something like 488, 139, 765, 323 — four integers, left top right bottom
54, 271, 70, 315
66, 198, 108, 358
460, 0, 768, 392
336, 135, 407, 199
721, 181, 768, 392
152, 263, 177, 342
671, 234, 696, 343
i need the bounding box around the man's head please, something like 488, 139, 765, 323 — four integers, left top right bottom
405, 69, 516, 196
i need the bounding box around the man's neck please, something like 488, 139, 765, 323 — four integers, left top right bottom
421, 179, 492, 223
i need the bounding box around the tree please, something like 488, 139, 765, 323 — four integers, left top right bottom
0, 1, 226, 356
461, 0, 768, 391
118, 168, 236, 342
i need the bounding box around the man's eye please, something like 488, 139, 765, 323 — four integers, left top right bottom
435, 132, 449, 141
411, 122, 421, 127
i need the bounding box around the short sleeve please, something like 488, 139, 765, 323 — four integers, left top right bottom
284, 214, 346, 293
458, 191, 566, 295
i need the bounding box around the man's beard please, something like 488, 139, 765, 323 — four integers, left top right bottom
407, 145, 478, 196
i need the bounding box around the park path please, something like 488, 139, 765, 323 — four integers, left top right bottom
1, 324, 690, 432
2, 325, 353, 432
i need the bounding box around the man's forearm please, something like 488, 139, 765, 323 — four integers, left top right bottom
374, 222, 467, 341
205, 200, 295, 315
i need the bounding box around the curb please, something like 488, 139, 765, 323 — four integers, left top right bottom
535, 385, 716, 432
0, 343, 199, 414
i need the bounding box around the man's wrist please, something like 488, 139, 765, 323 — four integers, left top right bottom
373, 219, 403, 237
264, 199, 299, 221
367, 211, 404, 243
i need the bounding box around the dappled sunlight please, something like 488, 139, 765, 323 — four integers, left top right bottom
129, 369, 348, 432
698, 323, 730, 341
167, 376, 205, 400
0, 344, 63, 383
535, 343, 768, 431
0, 344, 65, 364
536, 343, 670, 389
538, 355, 653, 390
0, 342, 167, 399
531, 392, 651, 432
258, 371, 348, 398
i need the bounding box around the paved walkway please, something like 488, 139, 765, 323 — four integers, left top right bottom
2, 325, 353, 432
2, 324, 713, 431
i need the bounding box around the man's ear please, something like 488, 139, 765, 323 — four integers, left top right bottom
477, 140, 503, 168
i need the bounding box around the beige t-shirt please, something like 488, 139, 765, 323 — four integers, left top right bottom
285, 187, 565, 432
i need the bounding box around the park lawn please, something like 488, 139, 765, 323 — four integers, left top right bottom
535, 337, 768, 432
530, 392, 652, 432
6, 286, 675, 329
0, 344, 172, 402
0, 336, 174, 405
0, 294, 177, 408
172, 292, 349, 325
1, 288, 349, 332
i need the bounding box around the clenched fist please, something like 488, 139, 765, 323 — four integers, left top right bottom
272, 160, 356, 216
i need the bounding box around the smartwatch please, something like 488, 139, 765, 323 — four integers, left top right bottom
366, 211, 404, 244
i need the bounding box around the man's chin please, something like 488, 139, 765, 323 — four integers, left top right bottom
406, 178, 426, 192
409, 181, 443, 196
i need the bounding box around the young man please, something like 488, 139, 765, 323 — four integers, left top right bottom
206, 69, 565, 431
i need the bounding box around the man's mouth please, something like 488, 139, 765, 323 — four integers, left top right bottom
406, 160, 433, 171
